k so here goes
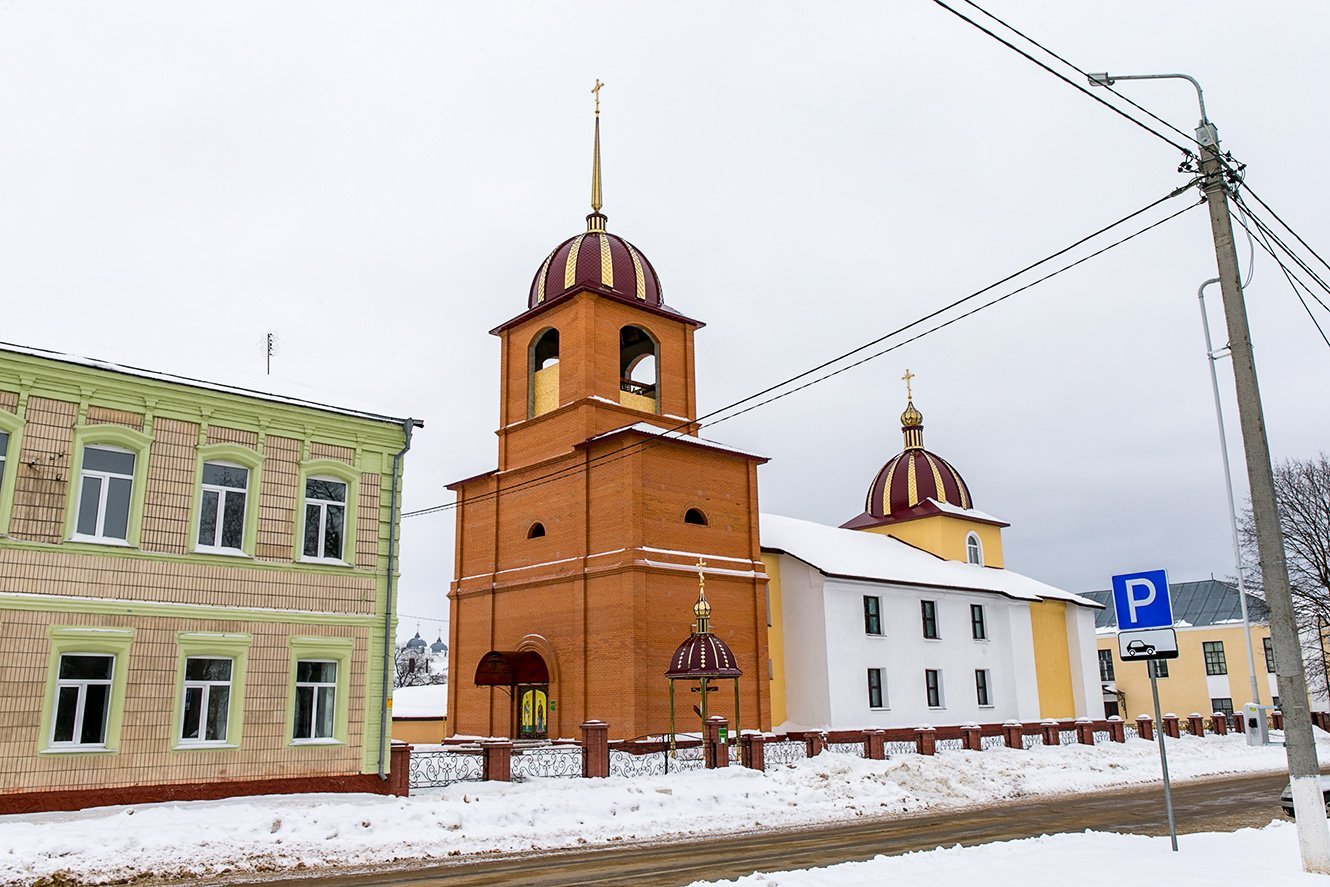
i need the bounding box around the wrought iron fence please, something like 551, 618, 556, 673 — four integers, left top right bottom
980, 733, 1007, 750
511, 746, 582, 781
1058, 729, 1077, 746
934, 737, 964, 752
409, 747, 483, 788
764, 740, 809, 766
1021, 732, 1041, 750
885, 740, 917, 756
826, 741, 865, 758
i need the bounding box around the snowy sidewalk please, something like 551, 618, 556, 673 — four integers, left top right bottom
0, 732, 1319, 885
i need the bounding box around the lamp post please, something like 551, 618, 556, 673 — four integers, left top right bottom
1197, 277, 1262, 708
1090, 70, 1330, 872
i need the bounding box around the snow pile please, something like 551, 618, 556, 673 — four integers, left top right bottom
392, 683, 447, 718
688, 821, 1323, 886
0, 733, 1315, 885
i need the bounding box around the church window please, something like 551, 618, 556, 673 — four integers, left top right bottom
970, 604, 987, 640
1098, 649, 1115, 682
975, 669, 992, 707
527, 522, 546, 539
925, 669, 944, 708
530, 328, 560, 417
965, 533, 983, 566
619, 325, 659, 411
684, 507, 708, 526
867, 668, 885, 709
863, 596, 882, 635
921, 600, 939, 639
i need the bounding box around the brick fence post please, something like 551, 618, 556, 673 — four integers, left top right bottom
805, 731, 826, 759
1003, 720, 1023, 749
864, 729, 886, 760
1211, 712, 1228, 735
1107, 716, 1125, 743
580, 720, 609, 778
740, 731, 766, 771
704, 716, 730, 769
1162, 714, 1180, 739
915, 726, 936, 756
481, 739, 513, 782
961, 724, 983, 751
1187, 713, 1205, 736
1231, 712, 1245, 733
1136, 715, 1154, 741
1273, 710, 1285, 730
1040, 719, 1060, 746
1075, 717, 1094, 745
388, 741, 413, 797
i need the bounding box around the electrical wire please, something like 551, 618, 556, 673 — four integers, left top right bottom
1238, 181, 1330, 280
1232, 208, 1330, 350
956, 0, 1202, 151
1233, 194, 1330, 311
401, 185, 1200, 520
926, 0, 1196, 156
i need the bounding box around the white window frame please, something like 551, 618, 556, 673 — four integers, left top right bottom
976, 668, 993, 707
293, 658, 338, 742
965, 532, 983, 566
301, 476, 348, 563
73, 444, 136, 543
196, 461, 249, 554
179, 656, 234, 746
51, 653, 115, 749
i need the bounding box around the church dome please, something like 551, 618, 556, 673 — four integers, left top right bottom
405, 631, 427, 651
528, 221, 664, 310
861, 387, 972, 522
430, 636, 448, 655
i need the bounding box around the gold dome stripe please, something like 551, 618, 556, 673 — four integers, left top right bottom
906, 454, 918, 506
880, 457, 900, 515
626, 243, 647, 300
534, 249, 555, 304
564, 234, 587, 289
598, 233, 614, 287
923, 452, 947, 503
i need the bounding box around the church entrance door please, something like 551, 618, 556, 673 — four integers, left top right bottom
517, 685, 549, 739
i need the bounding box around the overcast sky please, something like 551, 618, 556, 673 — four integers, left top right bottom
3, 2, 1327, 643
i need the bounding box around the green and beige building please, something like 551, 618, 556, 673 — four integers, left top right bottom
0, 343, 420, 813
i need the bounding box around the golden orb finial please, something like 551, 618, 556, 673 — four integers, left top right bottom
900, 369, 924, 449
693, 558, 712, 633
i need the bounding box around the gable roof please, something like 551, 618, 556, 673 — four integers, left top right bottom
1081, 579, 1268, 630
760, 513, 1099, 608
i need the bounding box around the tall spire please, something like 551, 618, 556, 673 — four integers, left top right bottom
588, 79, 607, 233
900, 368, 924, 450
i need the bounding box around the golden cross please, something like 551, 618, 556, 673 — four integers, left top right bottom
696, 558, 707, 591
592, 79, 604, 116
901, 368, 915, 400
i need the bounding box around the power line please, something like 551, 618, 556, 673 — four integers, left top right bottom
403, 185, 1199, 520
1232, 207, 1330, 350
956, 0, 1202, 151
1238, 181, 1330, 281
926, 0, 1196, 156
1232, 193, 1330, 309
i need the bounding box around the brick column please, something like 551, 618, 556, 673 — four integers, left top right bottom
1187, 713, 1205, 736
1162, 714, 1180, 738
1040, 720, 1060, 746
1002, 721, 1023, 749
1273, 711, 1285, 730
581, 720, 609, 778
1075, 718, 1095, 745
704, 716, 730, 769
1106, 716, 1125, 742
1231, 712, 1245, 733
1136, 715, 1154, 741
805, 732, 826, 759
740, 732, 766, 771
481, 739, 513, 782
1211, 713, 1229, 735
961, 725, 983, 751
388, 741, 413, 797
915, 726, 937, 756
864, 729, 886, 760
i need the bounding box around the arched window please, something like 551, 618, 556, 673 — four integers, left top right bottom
619, 325, 659, 412
527, 522, 546, 539
966, 532, 983, 566
684, 508, 708, 526
529, 329, 560, 417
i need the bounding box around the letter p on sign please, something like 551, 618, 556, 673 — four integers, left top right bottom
1110, 569, 1173, 631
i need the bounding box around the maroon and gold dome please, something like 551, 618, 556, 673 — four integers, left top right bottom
528, 216, 664, 310
843, 392, 974, 529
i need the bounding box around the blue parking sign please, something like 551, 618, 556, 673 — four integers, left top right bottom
1111, 569, 1174, 630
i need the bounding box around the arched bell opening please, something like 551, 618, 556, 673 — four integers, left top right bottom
529, 328, 560, 417
619, 325, 659, 413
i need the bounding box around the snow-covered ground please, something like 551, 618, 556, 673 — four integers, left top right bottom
391, 683, 447, 718
0, 733, 1317, 885
687, 822, 1323, 886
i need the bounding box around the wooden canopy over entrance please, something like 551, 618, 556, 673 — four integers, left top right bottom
474, 650, 549, 686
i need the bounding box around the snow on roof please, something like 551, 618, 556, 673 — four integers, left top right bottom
760, 513, 1099, 608
583, 422, 766, 460
921, 498, 1009, 526
0, 340, 417, 426
392, 683, 447, 719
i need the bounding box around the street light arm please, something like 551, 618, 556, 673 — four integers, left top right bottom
1087, 71, 1208, 124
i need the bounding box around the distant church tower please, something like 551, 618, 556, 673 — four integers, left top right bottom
447, 84, 770, 740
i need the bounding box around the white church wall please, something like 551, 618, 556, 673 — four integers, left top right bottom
1067, 605, 1107, 719
773, 555, 832, 730
1007, 604, 1042, 721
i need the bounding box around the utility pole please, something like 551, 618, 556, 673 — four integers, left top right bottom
1091, 71, 1330, 872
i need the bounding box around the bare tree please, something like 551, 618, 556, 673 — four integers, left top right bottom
394, 646, 430, 689
1240, 453, 1330, 697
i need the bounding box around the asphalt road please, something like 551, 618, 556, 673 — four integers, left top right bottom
228, 771, 1289, 887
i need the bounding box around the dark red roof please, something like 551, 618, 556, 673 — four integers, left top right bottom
665, 633, 741, 679
858, 447, 972, 525
474, 650, 549, 686
528, 228, 664, 310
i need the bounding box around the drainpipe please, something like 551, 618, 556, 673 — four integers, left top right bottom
380, 417, 423, 779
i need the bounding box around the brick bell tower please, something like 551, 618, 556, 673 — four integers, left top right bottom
447, 84, 770, 741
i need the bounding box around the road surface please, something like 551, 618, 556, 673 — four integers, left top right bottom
227, 771, 1289, 887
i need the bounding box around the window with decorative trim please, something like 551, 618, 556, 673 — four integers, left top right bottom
64, 424, 151, 547
0, 407, 20, 535
0, 430, 8, 489
297, 460, 359, 565
965, 533, 983, 566
174, 631, 249, 751
198, 463, 248, 552
287, 636, 352, 745
39, 626, 134, 754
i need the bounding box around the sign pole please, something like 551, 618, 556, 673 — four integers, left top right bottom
1149, 660, 1178, 852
